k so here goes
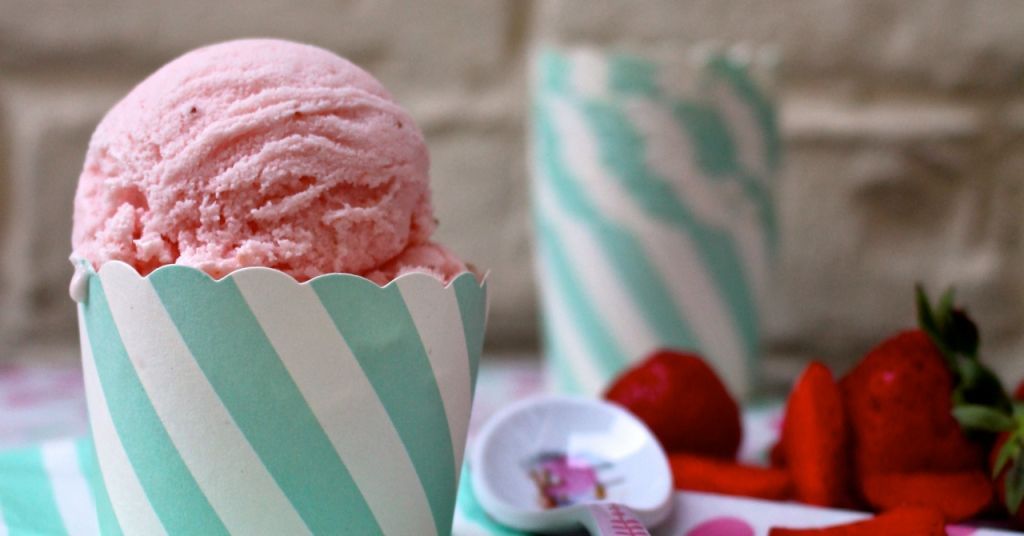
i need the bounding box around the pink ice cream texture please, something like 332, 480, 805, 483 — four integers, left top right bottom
72, 38, 466, 282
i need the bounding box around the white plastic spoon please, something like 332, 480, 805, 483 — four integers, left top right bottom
470, 395, 673, 535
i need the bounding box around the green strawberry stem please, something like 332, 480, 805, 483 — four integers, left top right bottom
916, 285, 1023, 513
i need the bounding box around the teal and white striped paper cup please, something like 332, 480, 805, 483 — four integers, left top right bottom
531, 46, 779, 399
72, 261, 487, 535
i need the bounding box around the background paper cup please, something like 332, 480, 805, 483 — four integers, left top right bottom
531, 45, 780, 399
72, 261, 487, 535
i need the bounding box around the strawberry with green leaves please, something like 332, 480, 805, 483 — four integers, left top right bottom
907, 287, 1023, 519
839, 287, 1024, 521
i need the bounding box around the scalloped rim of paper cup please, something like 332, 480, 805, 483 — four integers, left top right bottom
70, 258, 488, 303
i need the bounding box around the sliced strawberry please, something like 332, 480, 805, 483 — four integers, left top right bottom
605, 349, 741, 459
669, 453, 792, 501
860, 471, 994, 522
780, 361, 855, 507
768, 507, 945, 535
769, 440, 786, 468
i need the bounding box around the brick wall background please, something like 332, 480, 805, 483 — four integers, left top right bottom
1, 1, 1022, 387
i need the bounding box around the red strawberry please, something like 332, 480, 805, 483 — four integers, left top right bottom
605, 349, 741, 458
768, 507, 945, 536
1014, 380, 1024, 401
779, 362, 855, 507
860, 471, 993, 522
840, 330, 985, 476
669, 453, 793, 501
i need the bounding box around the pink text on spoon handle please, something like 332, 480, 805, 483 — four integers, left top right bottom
581, 503, 651, 536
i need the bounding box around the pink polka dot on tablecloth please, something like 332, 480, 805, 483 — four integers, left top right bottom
686, 516, 755, 536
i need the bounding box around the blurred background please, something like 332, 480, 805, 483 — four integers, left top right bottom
1, 1, 1022, 390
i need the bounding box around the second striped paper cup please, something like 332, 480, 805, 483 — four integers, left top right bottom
72, 261, 487, 535
531, 46, 779, 399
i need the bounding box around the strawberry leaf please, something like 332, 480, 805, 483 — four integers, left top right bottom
947, 309, 979, 357
936, 288, 956, 329
953, 405, 1016, 432
916, 284, 939, 338
917, 285, 960, 370
957, 357, 984, 386
912, 285, 1024, 514
955, 359, 1012, 411
1007, 457, 1024, 514
994, 434, 1021, 478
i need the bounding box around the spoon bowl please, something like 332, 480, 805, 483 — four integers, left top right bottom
470, 395, 673, 534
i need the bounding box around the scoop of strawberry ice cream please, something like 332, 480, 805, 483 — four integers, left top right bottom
72, 38, 464, 281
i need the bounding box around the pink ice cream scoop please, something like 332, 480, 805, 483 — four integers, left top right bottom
72, 38, 466, 282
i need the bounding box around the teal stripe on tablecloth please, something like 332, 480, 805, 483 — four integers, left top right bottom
705, 55, 782, 174
671, 102, 777, 251
452, 275, 487, 393
311, 277, 455, 536
535, 98, 701, 356
579, 100, 761, 379
608, 53, 659, 96
0, 445, 67, 535
83, 276, 227, 535
75, 439, 122, 536
149, 268, 380, 535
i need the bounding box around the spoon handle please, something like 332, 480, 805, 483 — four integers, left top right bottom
579, 503, 651, 536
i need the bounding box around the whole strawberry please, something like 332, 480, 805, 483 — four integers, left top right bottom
605, 349, 741, 459
843, 287, 1024, 523
840, 329, 986, 475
